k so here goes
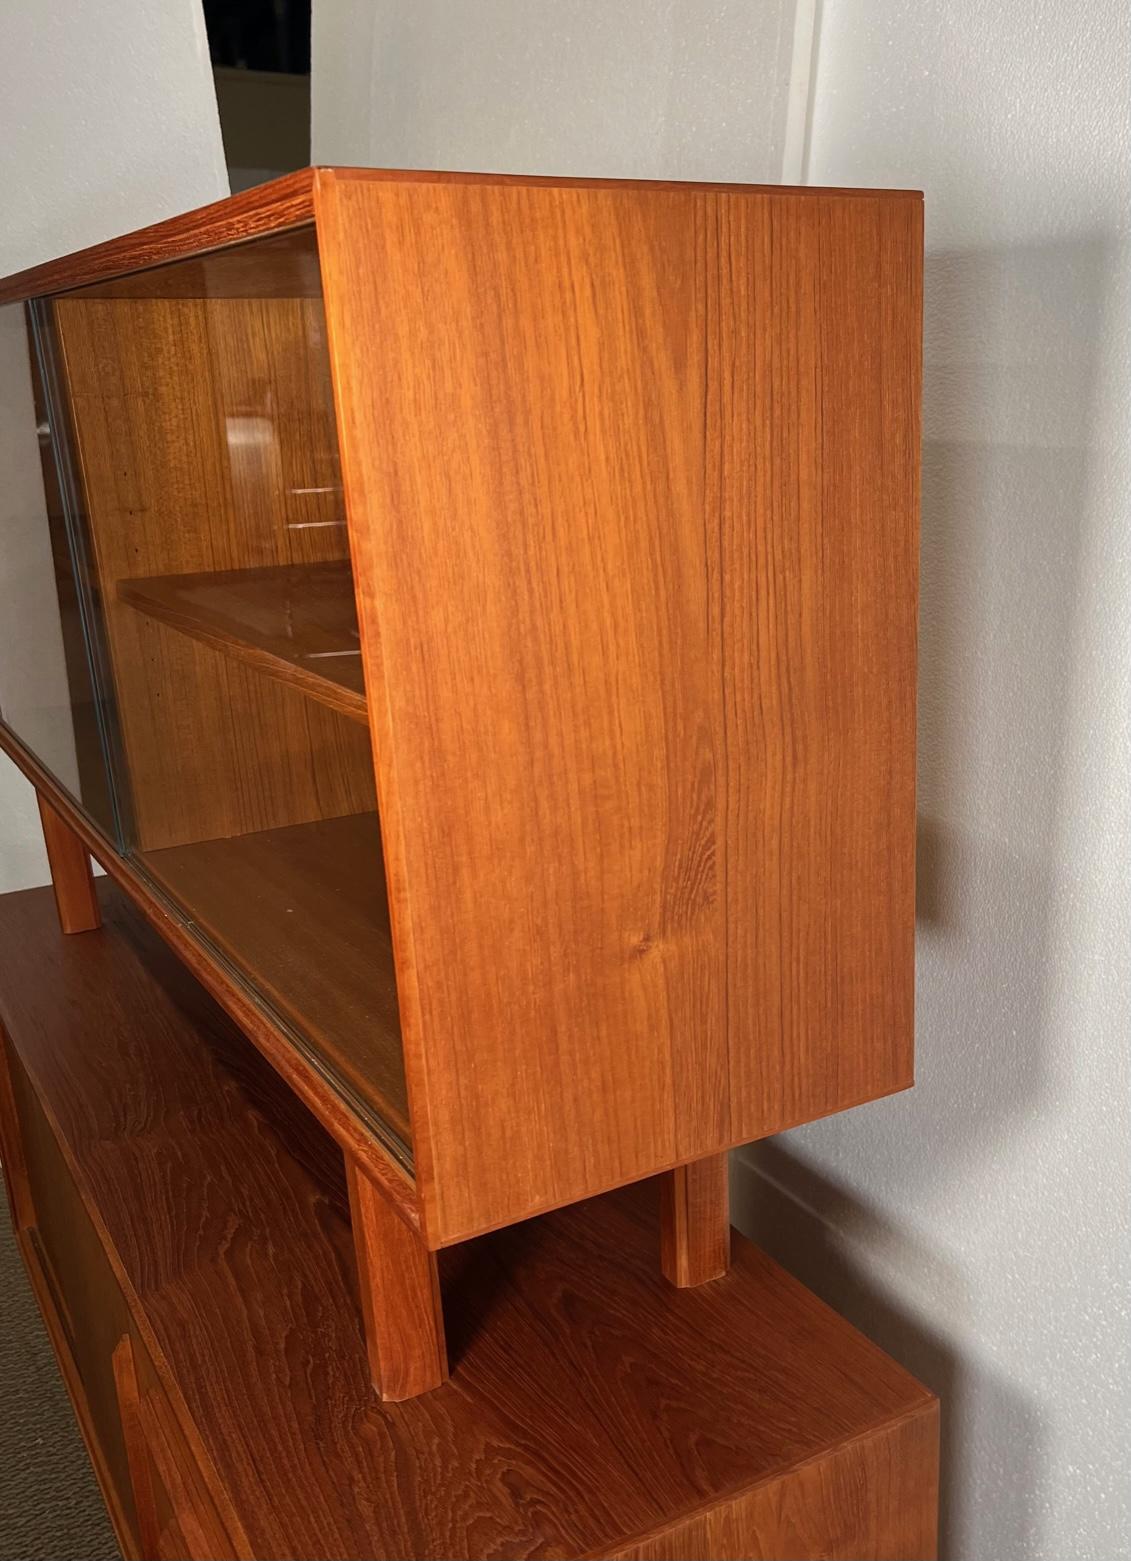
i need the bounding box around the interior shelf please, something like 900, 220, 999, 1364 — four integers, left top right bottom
118, 562, 368, 724
137, 810, 410, 1148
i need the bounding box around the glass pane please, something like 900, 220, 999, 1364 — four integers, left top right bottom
0, 300, 117, 836
33, 229, 409, 1165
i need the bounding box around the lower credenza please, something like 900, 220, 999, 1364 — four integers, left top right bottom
0, 881, 938, 1560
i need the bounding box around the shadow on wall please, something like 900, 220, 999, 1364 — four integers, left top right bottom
732, 230, 1120, 1561
730, 1143, 1046, 1560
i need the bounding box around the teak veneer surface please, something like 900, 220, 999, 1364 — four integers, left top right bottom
2, 167, 921, 1263
0, 881, 937, 1561
119, 562, 367, 724
138, 811, 409, 1146
316, 170, 922, 1244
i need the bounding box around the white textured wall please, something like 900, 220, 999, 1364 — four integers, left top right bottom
0, 0, 227, 891
312, 0, 796, 181
732, 3, 1131, 1559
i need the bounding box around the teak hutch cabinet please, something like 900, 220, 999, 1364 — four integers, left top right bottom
0, 168, 922, 1405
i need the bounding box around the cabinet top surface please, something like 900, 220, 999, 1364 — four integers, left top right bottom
0, 164, 923, 306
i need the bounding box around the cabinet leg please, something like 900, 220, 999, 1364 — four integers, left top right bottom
345, 1158, 448, 1401
37, 794, 100, 934
660, 1152, 731, 1287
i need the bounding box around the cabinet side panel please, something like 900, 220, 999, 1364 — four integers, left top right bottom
609, 1406, 939, 1561
318, 177, 727, 1241
720, 195, 921, 1139
320, 176, 920, 1242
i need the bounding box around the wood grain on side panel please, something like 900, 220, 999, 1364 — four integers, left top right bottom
717, 193, 921, 1142
317, 172, 920, 1245
317, 173, 727, 1245
609, 1407, 939, 1561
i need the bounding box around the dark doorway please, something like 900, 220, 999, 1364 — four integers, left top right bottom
204, 0, 312, 191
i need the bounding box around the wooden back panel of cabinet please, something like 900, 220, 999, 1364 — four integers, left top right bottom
317, 172, 922, 1246
53, 293, 375, 850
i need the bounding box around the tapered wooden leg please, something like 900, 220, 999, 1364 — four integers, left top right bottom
37, 794, 101, 934
345, 1158, 448, 1401
660, 1152, 731, 1287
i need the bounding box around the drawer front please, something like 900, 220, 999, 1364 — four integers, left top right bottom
7, 1044, 137, 1539
7, 1040, 237, 1561
116, 1330, 236, 1561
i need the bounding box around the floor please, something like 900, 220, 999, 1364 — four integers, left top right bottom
0, 1199, 119, 1560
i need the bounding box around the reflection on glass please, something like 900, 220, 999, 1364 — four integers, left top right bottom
0, 301, 115, 834
6, 231, 409, 1164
